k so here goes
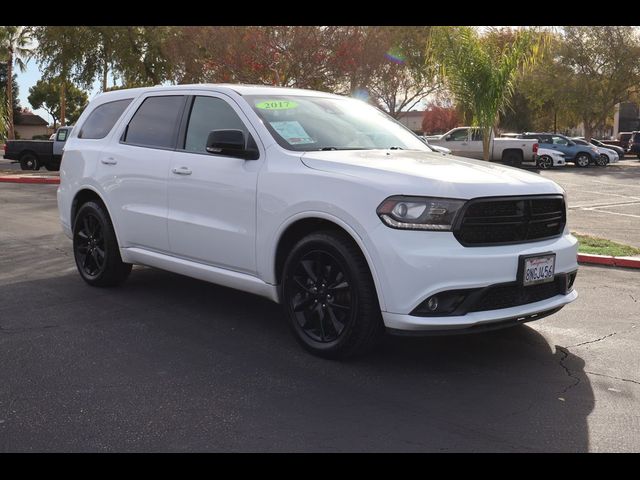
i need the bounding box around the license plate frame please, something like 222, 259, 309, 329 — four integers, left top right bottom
518, 252, 556, 287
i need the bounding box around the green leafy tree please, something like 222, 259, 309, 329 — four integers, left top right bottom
32, 26, 88, 126
556, 26, 640, 140
0, 26, 33, 140
519, 33, 579, 133
112, 26, 176, 87
28, 79, 88, 128
434, 26, 543, 160
75, 26, 121, 92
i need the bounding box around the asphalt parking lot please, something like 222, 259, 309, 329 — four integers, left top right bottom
0, 182, 638, 452
539, 160, 640, 248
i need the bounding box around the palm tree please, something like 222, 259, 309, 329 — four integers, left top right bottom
434, 26, 543, 161
0, 26, 33, 140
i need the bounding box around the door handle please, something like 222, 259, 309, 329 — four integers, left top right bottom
171, 166, 192, 176
101, 158, 117, 165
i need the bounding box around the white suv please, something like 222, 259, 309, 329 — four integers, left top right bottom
57, 84, 579, 358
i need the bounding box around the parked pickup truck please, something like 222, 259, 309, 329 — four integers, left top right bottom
427, 127, 538, 166
3, 126, 72, 171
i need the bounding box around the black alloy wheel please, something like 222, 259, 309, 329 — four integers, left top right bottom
73, 201, 132, 287
287, 249, 353, 343
75, 212, 106, 278
282, 231, 383, 359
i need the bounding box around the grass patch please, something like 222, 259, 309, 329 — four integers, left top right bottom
572, 233, 640, 257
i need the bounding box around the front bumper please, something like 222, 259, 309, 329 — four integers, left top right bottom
383, 290, 577, 332
368, 223, 579, 331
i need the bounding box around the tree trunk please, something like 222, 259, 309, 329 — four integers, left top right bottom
102, 58, 108, 92
6, 52, 15, 140
583, 120, 593, 141
482, 126, 491, 161
60, 78, 66, 126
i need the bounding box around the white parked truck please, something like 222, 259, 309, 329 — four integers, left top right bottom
427, 127, 538, 165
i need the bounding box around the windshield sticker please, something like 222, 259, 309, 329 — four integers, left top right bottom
256, 100, 299, 110
270, 121, 316, 145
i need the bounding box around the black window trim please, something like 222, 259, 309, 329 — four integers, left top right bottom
78, 98, 134, 140
175, 93, 261, 160
119, 94, 189, 152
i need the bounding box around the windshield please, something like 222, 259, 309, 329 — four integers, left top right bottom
244, 94, 431, 152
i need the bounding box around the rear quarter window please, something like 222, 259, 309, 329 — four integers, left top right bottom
78, 99, 133, 139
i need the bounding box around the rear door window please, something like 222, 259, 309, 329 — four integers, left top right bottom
123, 95, 186, 149
78, 99, 133, 139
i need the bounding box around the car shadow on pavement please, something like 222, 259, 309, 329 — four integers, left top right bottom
0, 266, 594, 452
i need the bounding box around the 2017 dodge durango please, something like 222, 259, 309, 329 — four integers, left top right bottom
57, 84, 579, 358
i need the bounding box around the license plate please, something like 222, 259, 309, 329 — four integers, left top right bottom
522, 254, 556, 287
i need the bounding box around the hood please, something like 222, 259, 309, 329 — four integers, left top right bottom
301, 149, 564, 199
538, 147, 565, 157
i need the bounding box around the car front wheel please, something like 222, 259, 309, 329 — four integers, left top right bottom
536, 155, 553, 169
73, 201, 132, 287
596, 154, 609, 167
575, 153, 590, 168
281, 230, 384, 359
19, 153, 39, 171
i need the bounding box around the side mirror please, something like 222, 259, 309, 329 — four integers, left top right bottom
445, 134, 452, 141
567, 141, 575, 146
206, 130, 259, 160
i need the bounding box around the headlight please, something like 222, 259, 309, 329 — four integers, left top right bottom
376, 196, 465, 231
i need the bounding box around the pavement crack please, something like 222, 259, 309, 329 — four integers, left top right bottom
569, 332, 617, 348
0, 324, 59, 334
556, 346, 581, 394
630, 294, 637, 303
585, 371, 640, 386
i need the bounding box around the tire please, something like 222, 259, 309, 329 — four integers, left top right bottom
575, 153, 590, 168
502, 150, 522, 167
19, 153, 40, 171
596, 154, 609, 167
536, 155, 553, 169
44, 163, 60, 171
72, 201, 132, 287
281, 230, 384, 359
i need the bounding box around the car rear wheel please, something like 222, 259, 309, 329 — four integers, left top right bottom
595, 154, 609, 167
575, 153, 590, 168
502, 150, 523, 167
536, 155, 553, 169
19, 153, 39, 171
281, 230, 384, 359
73, 201, 132, 287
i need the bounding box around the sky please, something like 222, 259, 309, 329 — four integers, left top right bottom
17, 61, 102, 125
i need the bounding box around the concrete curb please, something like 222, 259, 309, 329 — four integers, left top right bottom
0, 175, 60, 185
577, 253, 640, 269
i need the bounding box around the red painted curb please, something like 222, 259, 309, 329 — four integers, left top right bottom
578, 253, 640, 269
0, 176, 60, 184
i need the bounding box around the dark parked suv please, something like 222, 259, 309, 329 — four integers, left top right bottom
628, 131, 640, 159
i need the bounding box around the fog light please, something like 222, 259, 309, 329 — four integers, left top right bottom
427, 296, 439, 311
411, 290, 470, 317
